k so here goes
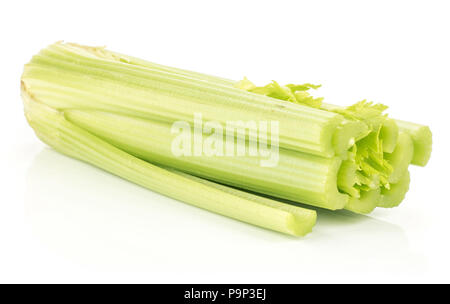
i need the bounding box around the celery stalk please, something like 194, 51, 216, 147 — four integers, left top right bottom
22, 87, 317, 237
169, 169, 316, 236
379, 171, 411, 208
69, 44, 365, 158
380, 118, 399, 153
333, 120, 369, 159
395, 120, 432, 166
337, 160, 360, 198
384, 132, 414, 183
108, 47, 236, 87
22, 42, 352, 158
91, 43, 432, 168
63, 109, 349, 210
345, 189, 381, 214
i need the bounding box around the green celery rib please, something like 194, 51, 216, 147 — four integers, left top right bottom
337, 160, 360, 198
322, 103, 399, 151
167, 169, 316, 236
395, 120, 432, 166
74, 42, 431, 167
380, 118, 399, 153
379, 171, 411, 208
39, 42, 237, 87
89, 44, 236, 87
34, 43, 369, 157
22, 87, 316, 237
384, 132, 414, 183
345, 189, 381, 214
297, 102, 430, 168
21, 42, 351, 158
63, 109, 349, 210
333, 120, 369, 159
81, 41, 368, 159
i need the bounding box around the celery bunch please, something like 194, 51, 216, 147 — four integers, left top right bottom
21, 42, 432, 236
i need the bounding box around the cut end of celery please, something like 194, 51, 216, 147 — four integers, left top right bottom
344, 188, 381, 214
287, 211, 317, 237
322, 158, 350, 210
164, 168, 317, 237
396, 120, 432, 167
380, 118, 399, 153
411, 125, 432, 166
333, 120, 369, 159
337, 160, 360, 198
385, 132, 414, 184
379, 171, 410, 208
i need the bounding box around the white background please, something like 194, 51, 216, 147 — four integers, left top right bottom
1, 0, 449, 283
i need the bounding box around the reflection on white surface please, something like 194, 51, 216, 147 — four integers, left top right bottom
25, 148, 425, 281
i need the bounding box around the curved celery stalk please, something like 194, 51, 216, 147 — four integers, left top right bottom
384, 132, 414, 183
63, 109, 349, 210
22, 88, 317, 237
395, 120, 432, 166
337, 160, 360, 198
380, 118, 399, 153
379, 171, 410, 208
22, 42, 349, 158
333, 120, 369, 159
169, 169, 316, 236
345, 189, 381, 214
